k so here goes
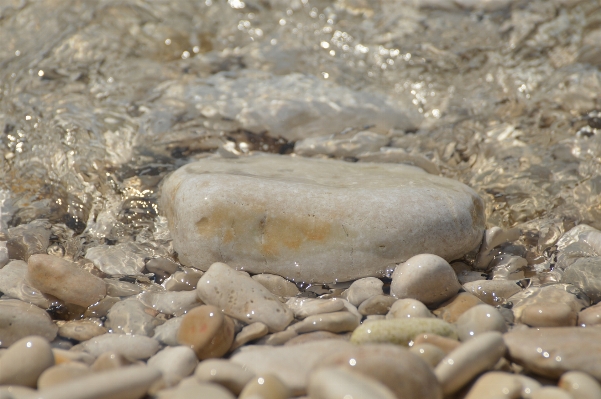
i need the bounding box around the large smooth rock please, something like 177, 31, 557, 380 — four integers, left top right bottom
161, 154, 485, 283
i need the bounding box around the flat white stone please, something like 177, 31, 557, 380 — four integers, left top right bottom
161, 154, 485, 283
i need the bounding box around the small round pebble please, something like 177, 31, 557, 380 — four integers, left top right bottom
455, 304, 507, 341
195, 359, 256, 395
308, 367, 397, 399
386, 298, 433, 319
239, 374, 290, 399
520, 303, 577, 327
559, 371, 601, 399
432, 292, 485, 323
177, 305, 235, 360
391, 254, 461, 306
350, 317, 457, 346
0, 336, 54, 387
343, 277, 384, 307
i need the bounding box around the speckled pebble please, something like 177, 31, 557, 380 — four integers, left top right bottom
231, 322, 269, 351
177, 305, 235, 360
350, 318, 457, 346
343, 277, 384, 307
239, 374, 290, 399
391, 254, 461, 306
0, 336, 54, 387
195, 359, 255, 395
386, 298, 433, 319
455, 304, 507, 341
559, 371, 601, 399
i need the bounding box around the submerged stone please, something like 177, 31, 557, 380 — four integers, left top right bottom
161, 154, 485, 283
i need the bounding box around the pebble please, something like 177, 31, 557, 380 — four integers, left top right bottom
230, 340, 354, 395
239, 374, 290, 399
57, 319, 107, 342
577, 302, 601, 326
0, 241, 8, 268
154, 381, 236, 399
74, 333, 160, 360
37, 363, 92, 389
462, 280, 522, 305
145, 257, 180, 280
286, 298, 345, 319
343, 277, 384, 307
509, 284, 589, 324
434, 331, 507, 396
490, 255, 528, 281
84, 242, 149, 275
163, 268, 204, 291
294, 130, 389, 158
83, 296, 120, 318
358, 294, 397, 316
147, 346, 198, 387
0, 336, 54, 387
0, 299, 58, 347
290, 311, 360, 334
138, 290, 202, 316
530, 387, 574, 399
32, 365, 161, 399
26, 254, 106, 307
413, 333, 461, 354
6, 220, 51, 262
160, 154, 485, 283
409, 343, 447, 368
308, 367, 397, 399
251, 274, 300, 297
464, 371, 535, 399
284, 331, 347, 346
196, 262, 294, 332
105, 298, 163, 336
391, 254, 461, 306
350, 318, 457, 346
0, 386, 36, 398
0, 260, 51, 308
152, 316, 183, 346
231, 322, 269, 351
52, 349, 95, 366
474, 227, 521, 270
455, 304, 507, 341
195, 359, 255, 395
90, 351, 136, 372
520, 303, 577, 327
432, 292, 485, 323
104, 279, 142, 297
318, 344, 442, 399
386, 298, 433, 319
259, 329, 299, 346
558, 371, 601, 399
561, 257, 601, 303
177, 305, 235, 359
504, 327, 601, 380
457, 270, 487, 285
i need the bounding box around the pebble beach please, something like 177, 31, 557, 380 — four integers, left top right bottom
2, 0, 601, 398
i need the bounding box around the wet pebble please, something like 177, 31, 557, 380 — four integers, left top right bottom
138, 289, 202, 316
195, 359, 255, 395
147, 346, 198, 387
252, 273, 300, 297
27, 254, 106, 307
343, 277, 384, 307
308, 367, 396, 399
434, 331, 507, 396
520, 303, 577, 327
286, 298, 345, 319
578, 302, 601, 326
37, 363, 92, 389
386, 298, 433, 319
409, 343, 447, 368
510, 284, 589, 323
57, 319, 107, 342
558, 371, 601, 399
432, 292, 485, 323
105, 298, 163, 336
0, 299, 58, 347
290, 311, 360, 334
350, 318, 457, 346
196, 262, 294, 332
462, 280, 522, 305
561, 257, 601, 304
239, 374, 290, 399
163, 268, 204, 291
391, 254, 461, 306
231, 322, 269, 351
104, 279, 141, 297
0, 336, 54, 387
84, 242, 148, 275
504, 327, 601, 379
358, 294, 397, 316
0, 241, 8, 268
0, 260, 51, 308
6, 220, 51, 262
152, 316, 183, 346
74, 333, 160, 360
474, 227, 521, 270
145, 257, 179, 280
177, 305, 235, 360
83, 296, 120, 318
455, 304, 507, 341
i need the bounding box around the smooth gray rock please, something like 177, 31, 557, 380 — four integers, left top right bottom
161, 154, 485, 283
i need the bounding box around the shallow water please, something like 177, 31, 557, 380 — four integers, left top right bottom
1, 0, 601, 280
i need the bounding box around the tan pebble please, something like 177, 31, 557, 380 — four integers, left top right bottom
530, 386, 574, 399
104, 279, 142, 297
58, 319, 107, 342
434, 331, 507, 396
163, 268, 204, 291
559, 371, 601, 399
231, 322, 269, 351
520, 303, 577, 327
27, 254, 106, 307
386, 298, 433, 319
155, 381, 236, 399
239, 374, 290, 399
83, 296, 121, 318
0, 336, 54, 388
509, 284, 587, 322
286, 298, 345, 319
177, 305, 235, 360
351, 318, 457, 346
90, 351, 136, 372
252, 274, 299, 297
319, 344, 442, 399
261, 329, 298, 346
195, 358, 255, 395
0, 386, 37, 398
514, 374, 542, 398
391, 254, 461, 306
343, 277, 384, 307
285, 331, 347, 346
291, 311, 359, 334
0, 299, 58, 347
455, 304, 507, 341
464, 372, 523, 399
358, 294, 397, 316
52, 349, 95, 366
308, 367, 396, 399
37, 363, 92, 389
463, 280, 522, 306
577, 304, 601, 327
413, 333, 461, 354
409, 343, 446, 368
433, 292, 484, 323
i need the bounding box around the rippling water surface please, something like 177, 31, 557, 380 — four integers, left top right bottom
1, 0, 601, 278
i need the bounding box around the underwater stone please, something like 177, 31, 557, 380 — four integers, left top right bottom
160, 154, 485, 283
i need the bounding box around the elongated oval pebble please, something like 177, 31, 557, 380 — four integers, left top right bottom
350, 318, 457, 346
559, 371, 601, 399
520, 303, 577, 327
308, 367, 397, 399
286, 298, 345, 319
0, 336, 54, 387
0, 300, 58, 347
291, 311, 359, 334
177, 305, 235, 360
433, 292, 484, 323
